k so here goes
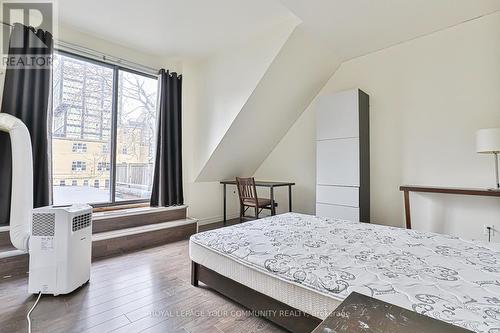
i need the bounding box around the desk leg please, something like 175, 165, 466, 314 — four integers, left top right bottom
403, 190, 412, 229
288, 185, 292, 212
270, 187, 275, 216
223, 184, 227, 226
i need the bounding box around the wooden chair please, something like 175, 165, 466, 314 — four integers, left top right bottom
235, 177, 276, 222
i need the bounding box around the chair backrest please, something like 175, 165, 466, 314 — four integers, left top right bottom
235, 177, 258, 205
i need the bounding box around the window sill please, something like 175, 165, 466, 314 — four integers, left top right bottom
92, 202, 150, 213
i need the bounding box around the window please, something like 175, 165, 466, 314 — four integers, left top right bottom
116, 70, 158, 201
97, 162, 110, 171
51, 51, 158, 206
72, 180, 78, 186
71, 161, 87, 171
72, 143, 87, 153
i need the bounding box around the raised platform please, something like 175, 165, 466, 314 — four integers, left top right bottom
0, 206, 195, 279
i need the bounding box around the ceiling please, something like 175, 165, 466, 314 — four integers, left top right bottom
57, 0, 295, 58
281, 0, 500, 61
58, 0, 500, 60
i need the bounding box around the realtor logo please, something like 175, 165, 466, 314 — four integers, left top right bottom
1, 0, 54, 68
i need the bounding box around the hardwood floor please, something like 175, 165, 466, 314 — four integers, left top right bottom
0, 220, 285, 333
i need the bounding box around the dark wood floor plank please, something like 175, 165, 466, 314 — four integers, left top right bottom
37, 278, 183, 333
80, 314, 131, 333
1, 273, 179, 328
179, 299, 243, 333
68, 285, 176, 331
121, 296, 221, 333
124, 285, 206, 323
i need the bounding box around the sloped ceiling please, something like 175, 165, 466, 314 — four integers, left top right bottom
281, 0, 500, 61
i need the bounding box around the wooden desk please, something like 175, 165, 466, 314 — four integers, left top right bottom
220, 180, 295, 225
312, 292, 472, 333
400, 185, 500, 229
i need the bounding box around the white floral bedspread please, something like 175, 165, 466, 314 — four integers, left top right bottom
190, 213, 500, 332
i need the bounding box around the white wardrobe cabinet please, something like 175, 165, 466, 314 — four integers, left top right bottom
315, 89, 370, 222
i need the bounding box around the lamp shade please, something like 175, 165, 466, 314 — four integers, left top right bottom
476, 128, 500, 153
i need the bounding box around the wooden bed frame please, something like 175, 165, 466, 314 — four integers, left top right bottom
191, 261, 322, 333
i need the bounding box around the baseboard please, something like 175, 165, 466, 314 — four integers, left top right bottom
196, 213, 240, 226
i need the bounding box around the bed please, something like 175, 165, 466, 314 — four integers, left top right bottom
189, 213, 500, 333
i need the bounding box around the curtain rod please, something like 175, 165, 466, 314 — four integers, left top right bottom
0, 21, 160, 76
55, 40, 160, 75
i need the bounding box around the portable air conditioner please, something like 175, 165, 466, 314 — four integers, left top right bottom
29, 204, 93, 295
0, 113, 93, 296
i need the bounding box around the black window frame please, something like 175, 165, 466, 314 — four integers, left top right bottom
53, 49, 158, 208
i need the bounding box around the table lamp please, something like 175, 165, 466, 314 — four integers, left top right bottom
476, 128, 500, 190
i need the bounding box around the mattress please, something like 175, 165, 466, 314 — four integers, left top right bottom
190, 236, 341, 319
189, 213, 500, 332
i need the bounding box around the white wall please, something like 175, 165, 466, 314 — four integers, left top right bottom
253, 100, 317, 215
182, 60, 239, 223
255, 12, 500, 241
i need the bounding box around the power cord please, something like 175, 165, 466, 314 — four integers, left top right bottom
27, 292, 42, 333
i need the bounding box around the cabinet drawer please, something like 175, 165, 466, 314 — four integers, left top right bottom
316, 89, 359, 140
316, 186, 359, 207
317, 138, 359, 186
316, 203, 359, 222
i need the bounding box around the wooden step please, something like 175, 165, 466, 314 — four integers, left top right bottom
92, 218, 197, 258
0, 217, 197, 279
0, 249, 29, 278
92, 206, 187, 233
0, 225, 12, 249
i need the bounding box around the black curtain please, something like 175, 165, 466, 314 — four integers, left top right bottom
0, 23, 53, 225
150, 69, 183, 207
